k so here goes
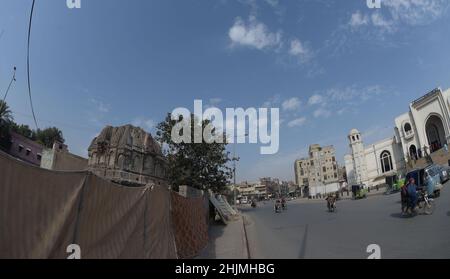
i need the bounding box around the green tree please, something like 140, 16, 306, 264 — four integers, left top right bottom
0, 100, 13, 150
156, 113, 232, 192
10, 123, 35, 140
0, 100, 13, 125
35, 127, 65, 148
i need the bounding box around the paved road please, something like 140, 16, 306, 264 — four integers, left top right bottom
242, 183, 450, 259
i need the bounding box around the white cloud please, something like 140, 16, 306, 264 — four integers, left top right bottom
229, 16, 282, 50
308, 94, 324, 106
384, 0, 449, 25
348, 0, 449, 34
349, 11, 369, 27
371, 12, 395, 32
288, 39, 312, 63
287, 117, 306, 128
282, 97, 301, 111
90, 98, 110, 113
132, 117, 156, 131
313, 108, 331, 118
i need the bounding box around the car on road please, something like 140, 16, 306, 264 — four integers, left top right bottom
436, 165, 450, 184
405, 165, 443, 197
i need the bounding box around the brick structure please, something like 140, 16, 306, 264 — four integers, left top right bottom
88, 125, 168, 186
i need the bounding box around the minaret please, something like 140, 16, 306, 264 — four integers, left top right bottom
348, 129, 368, 185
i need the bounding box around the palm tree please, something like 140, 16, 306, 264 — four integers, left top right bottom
0, 100, 13, 125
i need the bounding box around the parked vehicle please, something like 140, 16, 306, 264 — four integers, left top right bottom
436, 165, 450, 184
351, 185, 367, 200
405, 165, 443, 198
385, 174, 405, 195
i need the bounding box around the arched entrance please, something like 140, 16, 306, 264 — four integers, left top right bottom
425, 115, 447, 153
380, 151, 393, 173
409, 145, 417, 160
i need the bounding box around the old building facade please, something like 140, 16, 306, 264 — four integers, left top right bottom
88, 125, 168, 186
345, 87, 450, 187
295, 144, 339, 190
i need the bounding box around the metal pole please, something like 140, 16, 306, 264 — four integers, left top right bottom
233, 141, 237, 207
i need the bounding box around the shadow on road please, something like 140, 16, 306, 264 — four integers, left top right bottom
298, 224, 309, 259
390, 213, 406, 219
196, 219, 225, 259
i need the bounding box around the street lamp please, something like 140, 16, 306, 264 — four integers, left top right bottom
232, 133, 249, 208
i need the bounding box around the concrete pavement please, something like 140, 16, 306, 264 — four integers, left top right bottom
242, 182, 450, 259
197, 215, 249, 259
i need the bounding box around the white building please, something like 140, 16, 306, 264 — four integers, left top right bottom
345, 129, 405, 186
395, 88, 450, 162
345, 88, 450, 187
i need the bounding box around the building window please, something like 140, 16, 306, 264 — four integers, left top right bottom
323, 167, 326, 172
37, 154, 42, 161
310, 161, 314, 166
332, 156, 336, 162
26, 148, 31, 156
380, 151, 393, 173
404, 123, 412, 133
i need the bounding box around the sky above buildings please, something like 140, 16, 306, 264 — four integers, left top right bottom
1, 0, 450, 182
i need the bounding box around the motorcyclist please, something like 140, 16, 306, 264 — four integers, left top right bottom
400, 180, 410, 215
326, 193, 336, 211
407, 178, 418, 213
274, 199, 281, 212
281, 197, 286, 210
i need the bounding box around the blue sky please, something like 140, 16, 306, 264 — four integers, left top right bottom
1, 0, 450, 182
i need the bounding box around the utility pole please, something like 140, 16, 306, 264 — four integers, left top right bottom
233, 133, 248, 208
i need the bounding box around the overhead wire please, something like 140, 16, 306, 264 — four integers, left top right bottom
27, 0, 39, 130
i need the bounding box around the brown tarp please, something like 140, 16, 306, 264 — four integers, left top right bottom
0, 151, 177, 259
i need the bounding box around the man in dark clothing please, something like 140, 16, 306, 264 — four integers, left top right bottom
407, 178, 418, 213
401, 181, 410, 215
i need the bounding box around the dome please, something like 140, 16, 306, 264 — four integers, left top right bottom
350, 128, 360, 135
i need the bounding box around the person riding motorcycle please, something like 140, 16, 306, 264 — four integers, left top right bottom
281, 197, 287, 210
274, 199, 282, 212
402, 178, 419, 215
326, 194, 337, 212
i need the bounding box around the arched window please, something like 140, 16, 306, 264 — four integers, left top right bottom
404, 123, 412, 135
380, 151, 393, 173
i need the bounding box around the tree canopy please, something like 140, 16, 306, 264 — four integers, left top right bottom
156, 113, 232, 193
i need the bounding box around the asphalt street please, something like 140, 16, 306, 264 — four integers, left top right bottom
242, 183, 450, 259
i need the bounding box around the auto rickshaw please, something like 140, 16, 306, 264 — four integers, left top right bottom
352, 185, 367, 200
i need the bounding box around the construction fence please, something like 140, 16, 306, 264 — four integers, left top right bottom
0, 151, 208, 259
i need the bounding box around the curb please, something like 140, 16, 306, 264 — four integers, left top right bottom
241, 215, 251, 259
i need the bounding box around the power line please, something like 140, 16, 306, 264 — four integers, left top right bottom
2, 66, 17, 102
27, 0, 39, 130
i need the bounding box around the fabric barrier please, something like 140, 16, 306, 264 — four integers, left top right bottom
0, 151, 178, 259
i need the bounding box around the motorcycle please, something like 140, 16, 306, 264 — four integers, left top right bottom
404, 189, 435, 217
281, 201, 287, 211
326, 196, 337, 213
251, 200, 257, 208
274, 201, 282, 213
